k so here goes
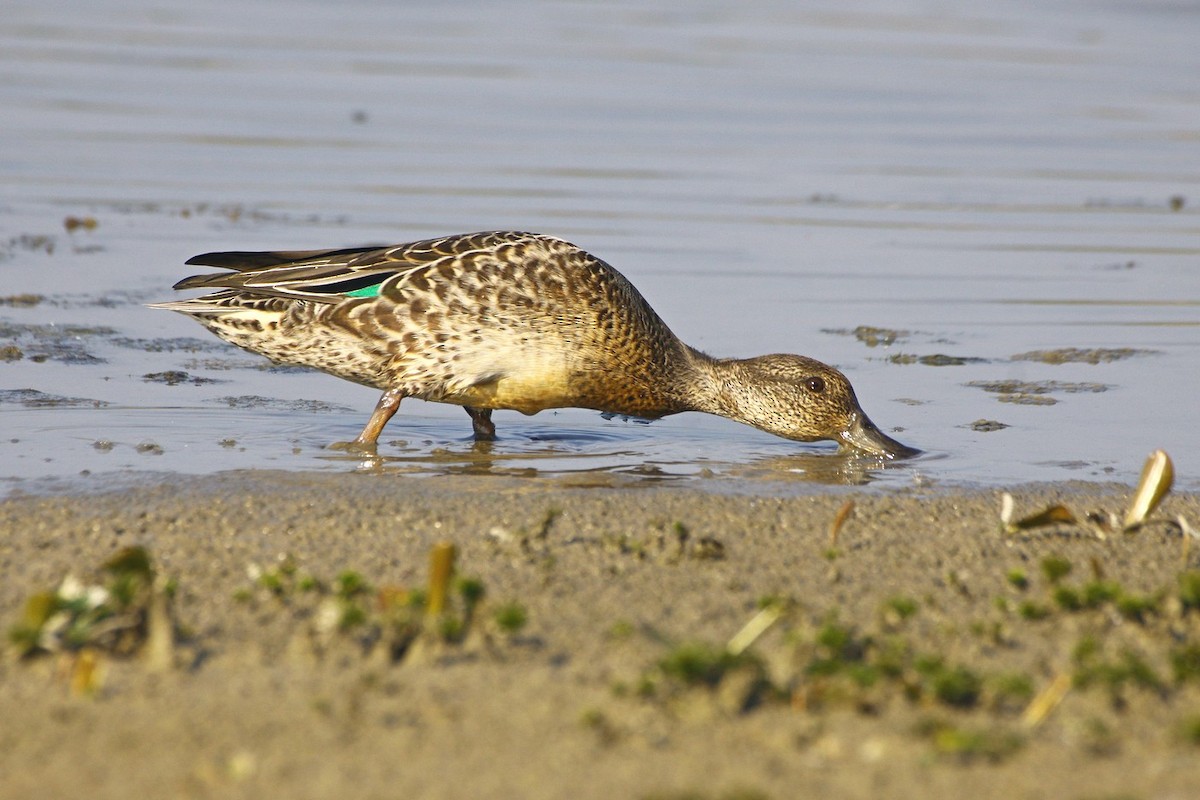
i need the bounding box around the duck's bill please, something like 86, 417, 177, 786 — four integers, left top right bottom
839, 413, 921, 460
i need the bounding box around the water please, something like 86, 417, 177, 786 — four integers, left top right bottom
2, 0, 1198, 495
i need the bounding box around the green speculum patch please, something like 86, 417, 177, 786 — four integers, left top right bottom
305, 273, 390, 298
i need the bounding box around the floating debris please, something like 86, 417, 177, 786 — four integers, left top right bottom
726, 604, 784, 657
142, 370, 221, 386
0, 294, 44, 307
0, 320, 114, 364
970, 419, 1009, 432
888, 353, 987, 366
0, 389, 108, 408
1012, 348, 1155, 365
1124, 450, 1174, 532
63, 216, 98, 232
969, 380, 1109, 395
822, 325, 909, 348
213, 395, 353, 413
999, 450, 1178, 538
852, 326, 906, 348
426, 542, 456, 625
829, 500, 854, 548
968, 380, 1109, 405
1000, 493, 1076, 534
111, 336, 229, 353
1001, 395, 1057, 406
65, 647, 107, 697
0, 233, 56, 259
1020, 672, 1072, 728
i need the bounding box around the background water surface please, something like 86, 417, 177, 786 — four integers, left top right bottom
2, 0, 1198, 494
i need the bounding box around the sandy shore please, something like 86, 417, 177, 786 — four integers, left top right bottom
2, 472, 1199, 800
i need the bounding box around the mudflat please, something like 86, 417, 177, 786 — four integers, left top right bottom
2, 473, 1198, 800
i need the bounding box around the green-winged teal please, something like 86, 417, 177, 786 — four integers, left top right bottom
152, 231, 918, 458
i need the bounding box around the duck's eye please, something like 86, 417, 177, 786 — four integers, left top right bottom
805, 376, 826, 393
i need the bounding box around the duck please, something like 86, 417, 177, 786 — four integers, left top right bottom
151, 230, 918, 459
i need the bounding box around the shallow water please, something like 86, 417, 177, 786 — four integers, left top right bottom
2, 0, 1198, 495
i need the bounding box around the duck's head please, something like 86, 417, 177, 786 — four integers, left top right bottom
721, 354, 920, 459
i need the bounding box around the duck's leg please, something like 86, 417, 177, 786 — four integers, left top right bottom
330, 388, 404, 452
464, 406, 496, 441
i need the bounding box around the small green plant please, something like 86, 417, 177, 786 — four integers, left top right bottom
1072, 634, 1100, 664
607, 619, 635, 640
1074, 639, 1165, 697
1018, 600, 1051, 620
1179, 715, 1200, 746
8, 546, 174, 661
1040, 556, 1073, 585
252, 556, 322, 597
1005, 569, 1029, 591
1053, 586, 1083, 611
330, 570, 372, 630
1114, 591, 1159, 622
639, 639, 772, 714
640, 790, 770, 800
1027, 571, 1162, 622
338, 602, 368, 630
493, 602, 528, 634
915, 718, 1024, 763
915, 657, 983, 709
1081, 580, 1122, 607
659, 642, 752, 689
1178, 571, 1200, 612
1169, 643, 1200, 684
457, 577, 486, 607
884, 596, 919, 620
334, 570, 369, 599
819, 617, 865, 655
241, 545, 526, 663
988, 672, 1035, 709
873, 636, 911, 679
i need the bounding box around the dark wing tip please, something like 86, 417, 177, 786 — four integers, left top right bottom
185, 251, 285, 269
186, 246, 389, 269
172, 273, 221, 290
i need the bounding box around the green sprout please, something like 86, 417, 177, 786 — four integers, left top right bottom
884, 596, 919, 620
493, 602, 528, 634
1040, 556, 1072, 585
1005, 569, 1029, 590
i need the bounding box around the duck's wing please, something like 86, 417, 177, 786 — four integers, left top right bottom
172, 230, 556, 303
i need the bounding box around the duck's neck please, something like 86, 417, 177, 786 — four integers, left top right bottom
672, 348, 754, 421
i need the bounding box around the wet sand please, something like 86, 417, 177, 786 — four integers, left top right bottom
2, 473, 1199, 799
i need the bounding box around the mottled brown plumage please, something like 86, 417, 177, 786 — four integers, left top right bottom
151, 231, 917, 458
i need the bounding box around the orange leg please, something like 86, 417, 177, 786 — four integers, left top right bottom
465, 406, 496, 441
330, 388, 403, 452
357, 388, 404, 446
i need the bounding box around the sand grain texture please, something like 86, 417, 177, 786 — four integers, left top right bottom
2, 473, 1199, 800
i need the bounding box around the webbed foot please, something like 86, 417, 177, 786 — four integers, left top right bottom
328, 439, 379, 454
